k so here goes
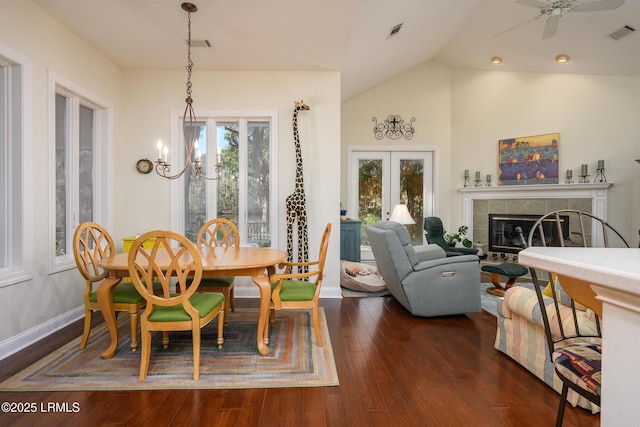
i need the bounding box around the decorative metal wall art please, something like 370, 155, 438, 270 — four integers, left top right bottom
372, 115, 415, 140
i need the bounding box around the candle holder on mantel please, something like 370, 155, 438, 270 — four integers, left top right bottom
463, 169, 471, 188
485, 174, 492, 187
594, 160, 607, 183
474, 171, 482, 187
578, 164, 590, 184
565, 170, 574, 184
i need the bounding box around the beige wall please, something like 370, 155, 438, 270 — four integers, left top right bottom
0, 1, 124, 343
451, 69, 640, 241
119, 69, 341, 297
341, 60, 452, 216
0, 2, 341, 352
342, 60, 640, 243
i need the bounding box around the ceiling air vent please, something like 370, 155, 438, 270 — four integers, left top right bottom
608, 25, 635, 41
388, 23, 403, 39
188, 39, 212, 48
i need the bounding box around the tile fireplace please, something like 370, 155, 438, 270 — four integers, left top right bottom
459, 183, 611, 257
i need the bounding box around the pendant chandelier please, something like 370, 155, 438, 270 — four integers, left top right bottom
155, 2, 220, 180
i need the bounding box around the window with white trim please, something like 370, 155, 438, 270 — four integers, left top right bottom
51, 79, 109, 270
0, 51, 29, 287
177, 111, 278, 248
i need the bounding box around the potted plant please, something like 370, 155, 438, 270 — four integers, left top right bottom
444, 225, 472, 248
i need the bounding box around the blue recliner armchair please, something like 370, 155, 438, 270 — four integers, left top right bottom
366, 221, 481, 317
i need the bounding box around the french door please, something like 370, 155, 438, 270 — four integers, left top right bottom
348, 149, 434, 261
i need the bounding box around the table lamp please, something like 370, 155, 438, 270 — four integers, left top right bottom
389, 204, 415, 225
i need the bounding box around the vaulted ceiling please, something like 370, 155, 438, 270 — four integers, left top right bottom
33, 0, 640, 101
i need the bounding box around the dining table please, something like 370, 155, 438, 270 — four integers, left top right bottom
96, 245, 288, 359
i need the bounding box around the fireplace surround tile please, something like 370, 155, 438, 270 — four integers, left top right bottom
460, 183, 610, 251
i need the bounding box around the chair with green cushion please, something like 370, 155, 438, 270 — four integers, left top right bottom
269, 223, 331, 347
128, 230, 225, 381
73, 222, 148, 352
423, 216, 478, 257
188, 218, 239, 324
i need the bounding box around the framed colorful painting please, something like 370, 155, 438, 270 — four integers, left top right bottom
498, 133, 559, 186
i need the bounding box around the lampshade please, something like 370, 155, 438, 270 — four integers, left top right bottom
389, 204, 415, 225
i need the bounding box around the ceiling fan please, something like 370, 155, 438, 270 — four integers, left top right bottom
497, 0, 626, 39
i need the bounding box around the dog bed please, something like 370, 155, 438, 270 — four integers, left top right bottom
340, 260, 386, 293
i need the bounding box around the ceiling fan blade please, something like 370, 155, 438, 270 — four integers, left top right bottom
495, 14, 544, 37
516, 0, 550, 7
573, 0, 625, 12
542, 15, 560, 39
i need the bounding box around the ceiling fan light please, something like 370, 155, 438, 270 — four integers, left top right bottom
491, 56, 502, 64
555, 54, 570, 63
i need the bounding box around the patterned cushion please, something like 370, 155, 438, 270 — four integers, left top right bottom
504, 287, 599, 338
543, 274, 587, 311
553, 342, 602, 396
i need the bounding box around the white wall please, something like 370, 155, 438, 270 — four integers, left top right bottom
0, 1, 124, 345
342, 60, 640, 244
119, 70, 341, 297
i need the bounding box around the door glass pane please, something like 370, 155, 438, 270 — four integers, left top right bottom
184, 121, 207, 242
55, 94, 68, 256
216, 121, 239, 223
358, 158, 383, 250
247, 121, 270, 247
399, 158, 424, 245
78, 104, 94, 224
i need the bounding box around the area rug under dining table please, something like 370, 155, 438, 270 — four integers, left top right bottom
0, 308, 338, 391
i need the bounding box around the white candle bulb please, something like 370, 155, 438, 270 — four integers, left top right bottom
163, 146, 168, 163
156, 140, 163, 161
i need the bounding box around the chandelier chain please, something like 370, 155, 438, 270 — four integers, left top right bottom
154, 3, 221, 181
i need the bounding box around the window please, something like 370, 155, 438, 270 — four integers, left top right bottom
0, 48, 31, 287
50, 75, 110, 271
177, 111, 278, 248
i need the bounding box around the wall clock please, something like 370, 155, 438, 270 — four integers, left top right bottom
136, 158, 153, 174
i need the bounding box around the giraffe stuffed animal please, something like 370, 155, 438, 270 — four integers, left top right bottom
285, 100, 310, 273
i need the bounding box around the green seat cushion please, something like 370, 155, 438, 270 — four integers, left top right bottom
148, 293, 225, 322
89, 281, 163, 305
272, 279, 316, 301
187, 276, 234, 288
481, 262, 528, 278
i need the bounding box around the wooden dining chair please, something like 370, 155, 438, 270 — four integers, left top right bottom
269, 223, 331, 346
190, 218, 239, 324
522, 210, 630, 426
128, 230, 225, 381
73, 222, 146, 352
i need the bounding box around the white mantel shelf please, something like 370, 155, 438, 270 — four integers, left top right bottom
459, 183, 612, 245
458, 182, 612, 195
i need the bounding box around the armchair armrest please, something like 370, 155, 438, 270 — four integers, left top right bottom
414, 244, 446, 262
412, 254, 479, 272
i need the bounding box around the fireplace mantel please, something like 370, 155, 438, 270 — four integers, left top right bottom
459, 183, 612, 244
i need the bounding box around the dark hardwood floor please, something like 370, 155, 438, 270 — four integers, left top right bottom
0, 297, 599, 426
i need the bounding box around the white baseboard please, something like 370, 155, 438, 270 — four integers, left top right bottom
0, 306, 84, 361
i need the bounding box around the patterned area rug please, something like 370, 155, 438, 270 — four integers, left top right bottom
0, 308, 338, 391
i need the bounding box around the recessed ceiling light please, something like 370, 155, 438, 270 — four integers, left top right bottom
555, 54, 571, 63
491, 56, 503, 64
